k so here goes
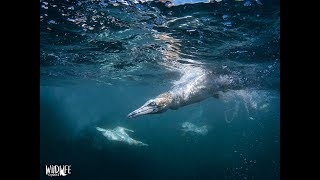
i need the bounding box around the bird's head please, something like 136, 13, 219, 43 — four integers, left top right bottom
127, 92, 173, 119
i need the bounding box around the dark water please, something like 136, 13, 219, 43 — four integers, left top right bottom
40, 0, 280, 179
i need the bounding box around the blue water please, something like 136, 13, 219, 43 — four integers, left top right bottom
40, 0, 280, 179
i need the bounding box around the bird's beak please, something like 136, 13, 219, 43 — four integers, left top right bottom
127, 104, 155, 119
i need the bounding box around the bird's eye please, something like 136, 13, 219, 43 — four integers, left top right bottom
150, 102, 156, 106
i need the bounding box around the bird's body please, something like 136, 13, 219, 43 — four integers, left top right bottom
127, 66, 241, 118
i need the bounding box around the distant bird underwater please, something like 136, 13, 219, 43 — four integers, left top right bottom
181, 122, 208, 135
96, 126, 148, 146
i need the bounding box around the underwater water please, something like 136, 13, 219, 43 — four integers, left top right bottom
40, 0, 280, 179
